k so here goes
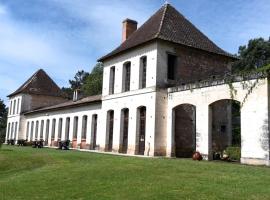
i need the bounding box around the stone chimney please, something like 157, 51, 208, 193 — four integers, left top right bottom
122, 18, 137, 42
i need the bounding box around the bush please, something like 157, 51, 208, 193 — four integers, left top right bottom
225, 146, 241, 161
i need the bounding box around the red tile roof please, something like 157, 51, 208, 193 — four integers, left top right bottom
98, 4, 235, 62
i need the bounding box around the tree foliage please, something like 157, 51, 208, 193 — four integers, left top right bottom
0, 99, 8, 146
232, 37, 270, 73
82, 63, 103, 96
61, 63, 103, 98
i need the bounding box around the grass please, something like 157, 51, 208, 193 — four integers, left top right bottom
0, 145, 270, 200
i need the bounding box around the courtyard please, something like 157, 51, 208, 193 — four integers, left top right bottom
0, 145, 270, 200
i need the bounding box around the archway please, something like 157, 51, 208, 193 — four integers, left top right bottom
209, 99, 241, 160
173, 104, 196, 158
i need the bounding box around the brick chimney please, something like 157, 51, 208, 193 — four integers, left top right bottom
122, 18, 137, 42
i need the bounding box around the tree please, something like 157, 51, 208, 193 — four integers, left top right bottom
0, 99, 8, 147
61, 70, 90, 99
232, 37, 270, 72
82, 63, 103, 96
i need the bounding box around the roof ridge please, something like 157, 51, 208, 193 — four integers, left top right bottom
155, 3, 168, 38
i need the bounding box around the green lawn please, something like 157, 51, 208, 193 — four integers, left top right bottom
0, 145, 270, 200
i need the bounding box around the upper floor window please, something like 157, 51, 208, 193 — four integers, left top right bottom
123, 62, 131, 92
13, 100, 16, 115
9, 101, 13, 115
109, 66, 115, 95
17, 99, 20, 114
167, 54, 177, 80
139, 56, 147, 89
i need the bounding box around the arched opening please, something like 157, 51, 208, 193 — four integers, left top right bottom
173, 104, 196, 158
209, 99, 241, 160
58, 118, 63, 141
65, 117, 70, 140
30, 121, 34, 141
45, 120, 50, 146
106, 110, 114, 152
35, 121, 39, 140
90, 114, 98, 150
119, 108, 129, 154
40, 120, 44, 140
51, 119, 56, 146
136, 106, 146, 155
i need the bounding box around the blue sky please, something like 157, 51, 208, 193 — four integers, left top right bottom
0, 0, 269, 104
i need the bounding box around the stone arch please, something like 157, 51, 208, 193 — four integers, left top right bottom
209, 99, 241, 160
172, 104, 196, 158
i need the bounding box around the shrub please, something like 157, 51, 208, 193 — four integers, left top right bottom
225, 146, 241, 161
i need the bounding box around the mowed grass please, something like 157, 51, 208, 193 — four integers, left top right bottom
1, 146, 270, 200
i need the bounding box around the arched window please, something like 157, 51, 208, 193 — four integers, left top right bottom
139, 56, 147, 89
17, 99, 20, 114
9, 101, 13, 115
122, 62, 131, 92
81, 115, 88, 140
73, 116, 78, 139
109, 66, 115, 94
13, 100, 16, 115
58, 118, 63, 140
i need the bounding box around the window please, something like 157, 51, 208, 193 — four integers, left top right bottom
51, 119, 56, 140
13, 100, 16, 115
17, 99, 20, 114
58, 118, 63, 140
123, 62, 131, 92
65, 117, 70, 140
167, 54, 177, 80
109, 66, 115, 94
81, 116, 88, 140
140, 56, 147, 89
73, 117, 78, 139
9, 101, 12, 115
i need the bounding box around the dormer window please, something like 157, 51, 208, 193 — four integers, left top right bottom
139, 56, 147, 89
109, 66, 115, 95
123, 62, 131, 92
167, 54, 177, 80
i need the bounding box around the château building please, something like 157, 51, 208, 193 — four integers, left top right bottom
5, 4, 270, 166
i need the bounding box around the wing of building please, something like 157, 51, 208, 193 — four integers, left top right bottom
5, 3, 270, 166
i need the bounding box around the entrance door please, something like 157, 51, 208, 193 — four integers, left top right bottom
138, 107, 146, 155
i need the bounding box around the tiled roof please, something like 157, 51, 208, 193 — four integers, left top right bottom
98, 3, 234, 62
24, 95, 101, 115
8, 69, 65, 98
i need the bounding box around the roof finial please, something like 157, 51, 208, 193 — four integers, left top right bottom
164, 0, 169, 5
